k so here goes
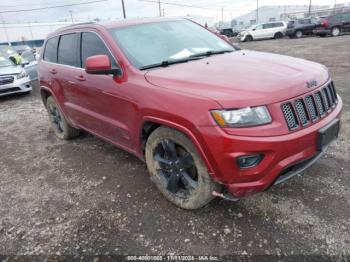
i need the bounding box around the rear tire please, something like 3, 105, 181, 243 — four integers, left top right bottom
145, 126, 219, 210
274, 32, 283, 39
331, 27, 340, 37
295, 30, 303, 38
46, 96, 80, 140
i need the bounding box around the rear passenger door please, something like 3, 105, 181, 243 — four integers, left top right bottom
55, 33, 83, 124
341, 13, 350, 31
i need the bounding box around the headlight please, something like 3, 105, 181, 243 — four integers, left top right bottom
211, 106, 272, 128
17, 69, 28, 79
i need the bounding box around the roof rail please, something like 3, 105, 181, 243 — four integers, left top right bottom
60, 21, 96, 29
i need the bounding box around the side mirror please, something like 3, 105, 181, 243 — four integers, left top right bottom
85, 55, 121, 76
21, 61, 30, 67
252, 28, 256, 31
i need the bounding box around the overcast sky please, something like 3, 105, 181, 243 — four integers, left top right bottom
0, 0, 346, 23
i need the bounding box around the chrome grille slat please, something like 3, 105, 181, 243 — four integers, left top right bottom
295, 99, 309, 126
322, 88, 331, 109
327, 84, 335, 105
314, 92, 326, 117
305, 95, 318, 121
282, 103, 298, 130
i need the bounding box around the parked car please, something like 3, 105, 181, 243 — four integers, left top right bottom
286, 18, 317, 38
237, 21, 287, 42
0, 56, 32, 96
314, 12, 350, 37
0, 45, 38, 80
220, 28, 238, 37
21, 50, 38, 80
38, 18, 342, 209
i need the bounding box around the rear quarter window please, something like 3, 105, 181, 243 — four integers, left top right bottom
43, 36, 59, 63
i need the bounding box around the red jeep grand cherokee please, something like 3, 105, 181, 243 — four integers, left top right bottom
38, 18, 342, 209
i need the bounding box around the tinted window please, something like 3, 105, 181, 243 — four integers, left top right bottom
43, 36, 58, 63
342, 13, 350, 21
81, 32, 117, 68
274, 22, 284, 27
263, 23, 273, 29
58, 33, 80, 67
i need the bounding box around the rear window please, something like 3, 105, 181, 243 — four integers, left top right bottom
43, 36, 59, 63
263, 23, 273, 29
58, 33, 80, 67
274, 22, 284, 27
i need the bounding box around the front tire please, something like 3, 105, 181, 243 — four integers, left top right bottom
46, 96, 80, 140
244, 35, 253, 42
145, 127, 219, 209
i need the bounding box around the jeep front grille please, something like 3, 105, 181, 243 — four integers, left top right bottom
281, 81, 338, 131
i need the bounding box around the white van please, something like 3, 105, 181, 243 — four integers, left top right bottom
238, 21, 287, 42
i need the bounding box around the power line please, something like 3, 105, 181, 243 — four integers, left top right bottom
0, 0, 108, 14
0, 0, 89, 8
137, 0, 252, 12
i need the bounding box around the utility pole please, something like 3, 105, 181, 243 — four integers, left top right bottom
121, 0, 126, 19
221, 7, 224, 25
256, 0, 259, 24
69, 10, 74, 24
158, 0, 162, 17
308, 0, 312, 17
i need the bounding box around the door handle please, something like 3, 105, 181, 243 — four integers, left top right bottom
75, 75, 86, 81
50, 69, 57, 74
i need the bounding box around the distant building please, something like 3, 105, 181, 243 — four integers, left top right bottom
231, 4, 329, 27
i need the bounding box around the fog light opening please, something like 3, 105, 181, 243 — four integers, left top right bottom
237, 154, 264, 169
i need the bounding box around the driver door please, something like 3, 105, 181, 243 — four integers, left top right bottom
252, 24, 265, 39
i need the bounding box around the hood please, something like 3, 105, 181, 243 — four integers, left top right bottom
144, 50, 329, 108
0, 65, 23, 76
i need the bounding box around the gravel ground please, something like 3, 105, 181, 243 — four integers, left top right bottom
0, 35, 349, 260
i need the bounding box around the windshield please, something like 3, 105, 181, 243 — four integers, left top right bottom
109, 20, 235, 69
0, 46, 17, 57
0, 56, 15, 67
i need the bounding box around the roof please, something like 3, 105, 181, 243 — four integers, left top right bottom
47, 17, 185, 38
100, 17, 184, 29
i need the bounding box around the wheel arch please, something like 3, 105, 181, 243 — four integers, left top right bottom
139, 117, 216, 177
40, 85, 77, 128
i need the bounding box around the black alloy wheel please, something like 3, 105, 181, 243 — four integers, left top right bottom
153, 139, 198, 198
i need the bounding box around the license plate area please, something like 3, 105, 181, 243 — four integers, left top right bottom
317, 119, 340, 151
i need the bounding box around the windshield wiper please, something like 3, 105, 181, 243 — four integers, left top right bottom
190, 49, 233, 58
139, 56, 202, 70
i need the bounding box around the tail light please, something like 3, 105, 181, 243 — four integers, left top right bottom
321, 19, 329, 27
